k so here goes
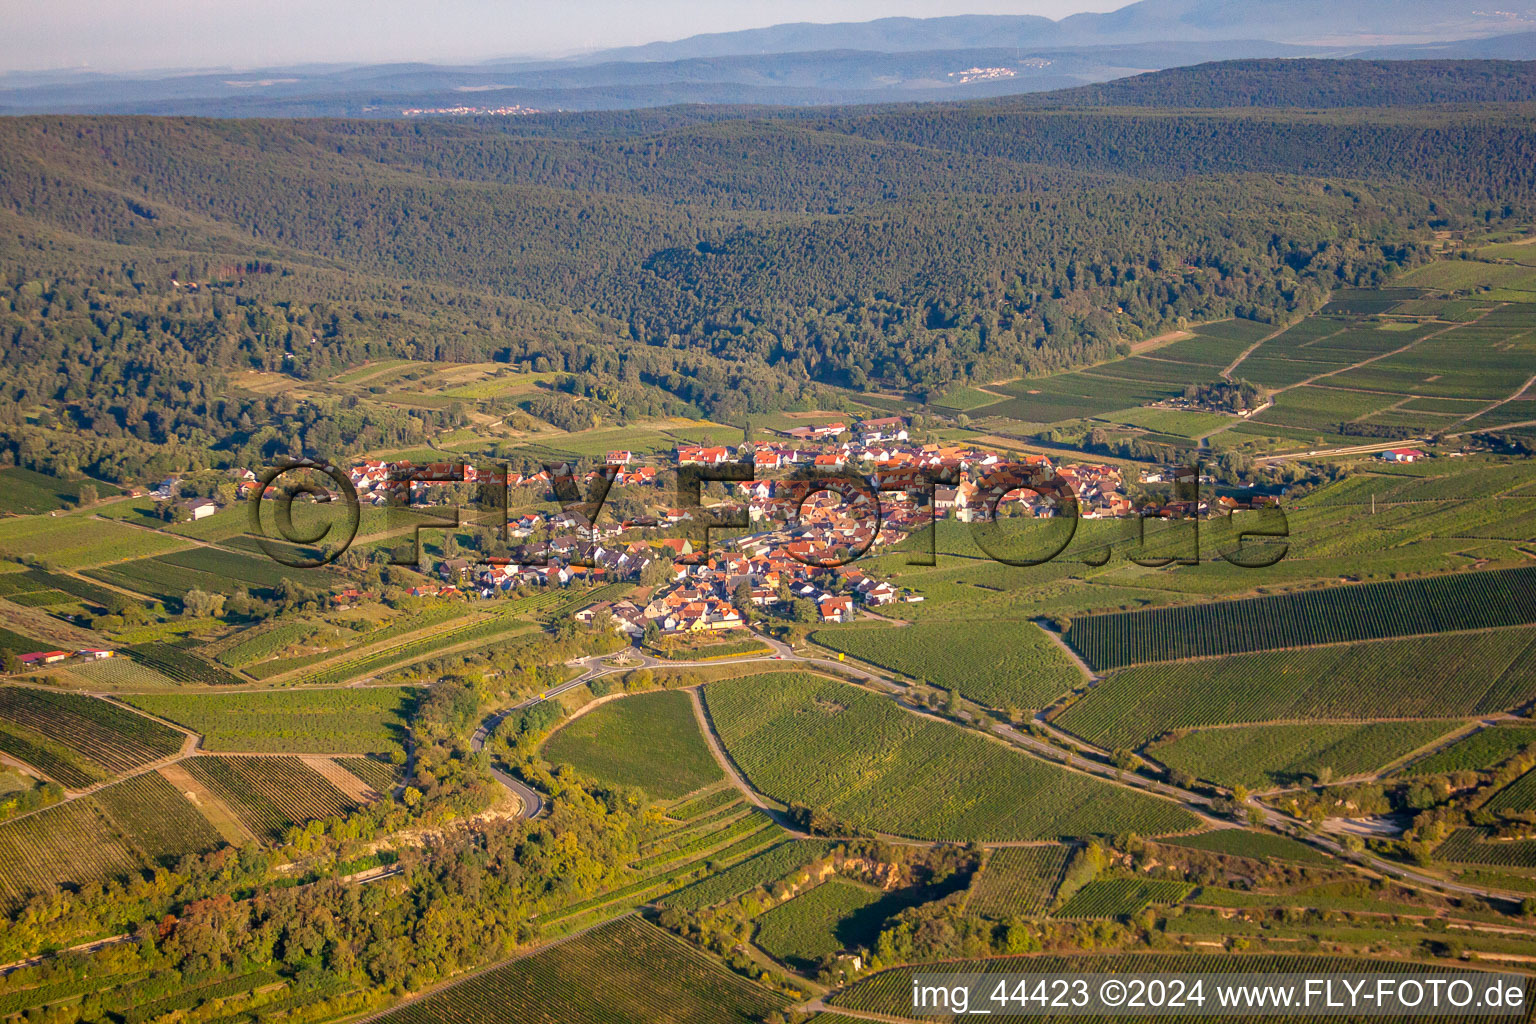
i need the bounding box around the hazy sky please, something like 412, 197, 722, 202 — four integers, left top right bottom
0, 1, 1130, 74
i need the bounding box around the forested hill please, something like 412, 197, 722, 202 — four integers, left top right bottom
1024, 59, 1536, 108
0, 90, 1532, 479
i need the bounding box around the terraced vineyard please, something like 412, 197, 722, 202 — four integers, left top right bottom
811, 620, 1080, 709
377, 916, 788, 1024
1052, 877, 1195, 918
1067, 566, 1536, 670
1055, 629, 1536, 749
542, 690, 722, 799
92, 771, 225, 865
967, 845, 1072, 917
754, 877, 886, 970
182, 756, 358, 840
126, 687, 414, 756
0, 799, 143, 906
0, 686, 183, 784
705, 673, 1199, 841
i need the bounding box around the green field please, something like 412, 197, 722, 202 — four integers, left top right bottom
0, 799, 143, 906
92, 771, 225, 866
967, 845, 1072, 918
1149, 720, 1461, 789
1055, 628, 1536, 750
1486, 769, 1536, 814
542, 690, 722, 799
1403, 725, 1536, 776
1160, 829, 1330, 864
377, 916, 788, 1024
1067, 566, 1536, 670
705, 673, 1199, 842
1053, 877, 1194, 918
1436, 828, 1536, 868
181, 756, 358, 841
0, 468, 120, 515
811, 620, 1081, 709
658, 840, 840, 912
754, 877, 888, 970
0, 515, 187, 570
124, 688, 415, 756
0, 686, 184, 786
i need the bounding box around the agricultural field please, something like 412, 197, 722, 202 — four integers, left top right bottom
1485, 768, 1536, 814
339, 755, 403, 794
705, 673, 1199, 842
1403, 726, 1536, 776
0, 799, 144, 906
377, 916, 788, 1024
0, 686, 184, 785
810, 620, 1081, 710
1052, 877, 1195, 919
967, 845, 1072, 918
1159, 829, 1329, 864
124, 687, 415, 757
125, 643, 245, 686
1435, 828, 1536, 868
658, 840, 839, 912
88, 545, 338, 602
542, 690, 722, 800
1066, 566, 1536, 670
181, 756, 359, 840
753, 877, 888, 970
1054, 629, 1536, 750
212, 621, 319, 668
0, 514, 187, 570
91, 771, 225, 865
0, 467, 120, 515
1148, 720, 1461, 790
68, 656, 183, 691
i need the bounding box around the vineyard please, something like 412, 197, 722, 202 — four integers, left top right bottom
1052, 877, 1195, 919
1067, 566, 1536, 670
338, 755, 402, 794
1486, 769, 1536, 814
92, 771, 225, 865
1054, 629, 1536, 749
967, 845, 1072, 918
0, 686, 183, 783
1404, 726, 1536, 776
704, 673, 1199, 842
1435, 829, 1536, 868
830, 953, 1496, 1023
242, 605, 468, 679
542, 690, 722, 800
376, 916, 788, 1024
0, 721, 98, 788
213, 622, 319, 668
125, 687, 415, 756
0, 799, 143, 906
71, 657, 183, 690
753, 877, 886, 970
810, 620, 1080, 710
658, 840, 838, 912
1149, 721, 1460, 790
296, 613, 533, 686
1159, 830, 1329, 864
181, 756, 358, 841
0, 515, 185, 570
126, 642, 244, 686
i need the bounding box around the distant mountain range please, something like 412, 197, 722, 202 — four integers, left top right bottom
2, 0, 1534, 116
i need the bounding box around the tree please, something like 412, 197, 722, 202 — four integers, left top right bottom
0, 649, 18, 675
182, 588, 225, 618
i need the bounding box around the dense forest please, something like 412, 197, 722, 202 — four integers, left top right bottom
2, 66, 1534, 477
